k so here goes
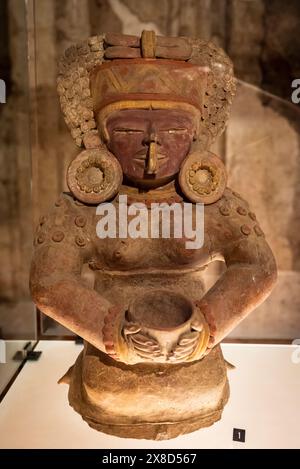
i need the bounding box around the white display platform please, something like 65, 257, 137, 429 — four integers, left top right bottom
0, 341, 299, 449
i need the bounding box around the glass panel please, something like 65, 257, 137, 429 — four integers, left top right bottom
23, 3, 300, 343
226, 80, 300, 340
30, 1, 91, 338
0, 0, 36, 396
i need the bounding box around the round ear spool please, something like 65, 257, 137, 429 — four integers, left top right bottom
178, 150, 227, 204
67, 147, 123, 204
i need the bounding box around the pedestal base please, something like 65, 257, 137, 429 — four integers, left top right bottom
64, 343, 229, 440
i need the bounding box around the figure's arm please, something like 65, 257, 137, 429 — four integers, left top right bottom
30, 194, 112, 353
197, 191, 277, 353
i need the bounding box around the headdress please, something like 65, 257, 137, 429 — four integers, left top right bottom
58, 31, 236, 148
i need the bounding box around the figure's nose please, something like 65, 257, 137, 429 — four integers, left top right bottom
143, 129, 160, 175
146, 142, 158, 175
143, 131, 160, 146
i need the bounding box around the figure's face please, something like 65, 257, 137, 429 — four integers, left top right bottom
105, 109, 197, 188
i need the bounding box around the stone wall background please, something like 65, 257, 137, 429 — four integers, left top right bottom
0, 0, 299, 340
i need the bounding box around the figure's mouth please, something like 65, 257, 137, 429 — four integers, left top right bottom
133, 152, 168, 168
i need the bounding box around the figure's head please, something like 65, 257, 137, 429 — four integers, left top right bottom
101, 107, 197, 188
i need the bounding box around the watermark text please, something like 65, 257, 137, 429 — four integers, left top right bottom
0, 79, 6, 103
291, 339, 300, 364
291, 79, 300, 104
96, 195, 204, 249
0, 340, 6, 363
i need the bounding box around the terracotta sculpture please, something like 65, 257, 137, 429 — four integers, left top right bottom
30, 32, 277, 440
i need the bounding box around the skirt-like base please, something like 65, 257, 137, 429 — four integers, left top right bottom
64, 343, 229, 440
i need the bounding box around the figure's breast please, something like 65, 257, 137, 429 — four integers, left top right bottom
90, 198, 212, 271
92, 235, 210, 271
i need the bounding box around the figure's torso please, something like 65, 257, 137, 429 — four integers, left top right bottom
36, 186, 258, 308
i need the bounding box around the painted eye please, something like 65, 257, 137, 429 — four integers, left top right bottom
166, 128, 188, 134
113, 129, 143, 135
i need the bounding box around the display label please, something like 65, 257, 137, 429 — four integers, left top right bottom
233, 428, 246, 442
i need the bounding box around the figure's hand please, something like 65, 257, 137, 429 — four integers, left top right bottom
102, 306, 162, 364
168, 307, 210, 363
123, 322, 163, 361
168, 330, 202, 362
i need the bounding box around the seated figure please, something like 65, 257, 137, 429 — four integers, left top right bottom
30, 31, 277, 440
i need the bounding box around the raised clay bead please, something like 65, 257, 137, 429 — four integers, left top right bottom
52, 231, 65, 242
240, 224, 251, 236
